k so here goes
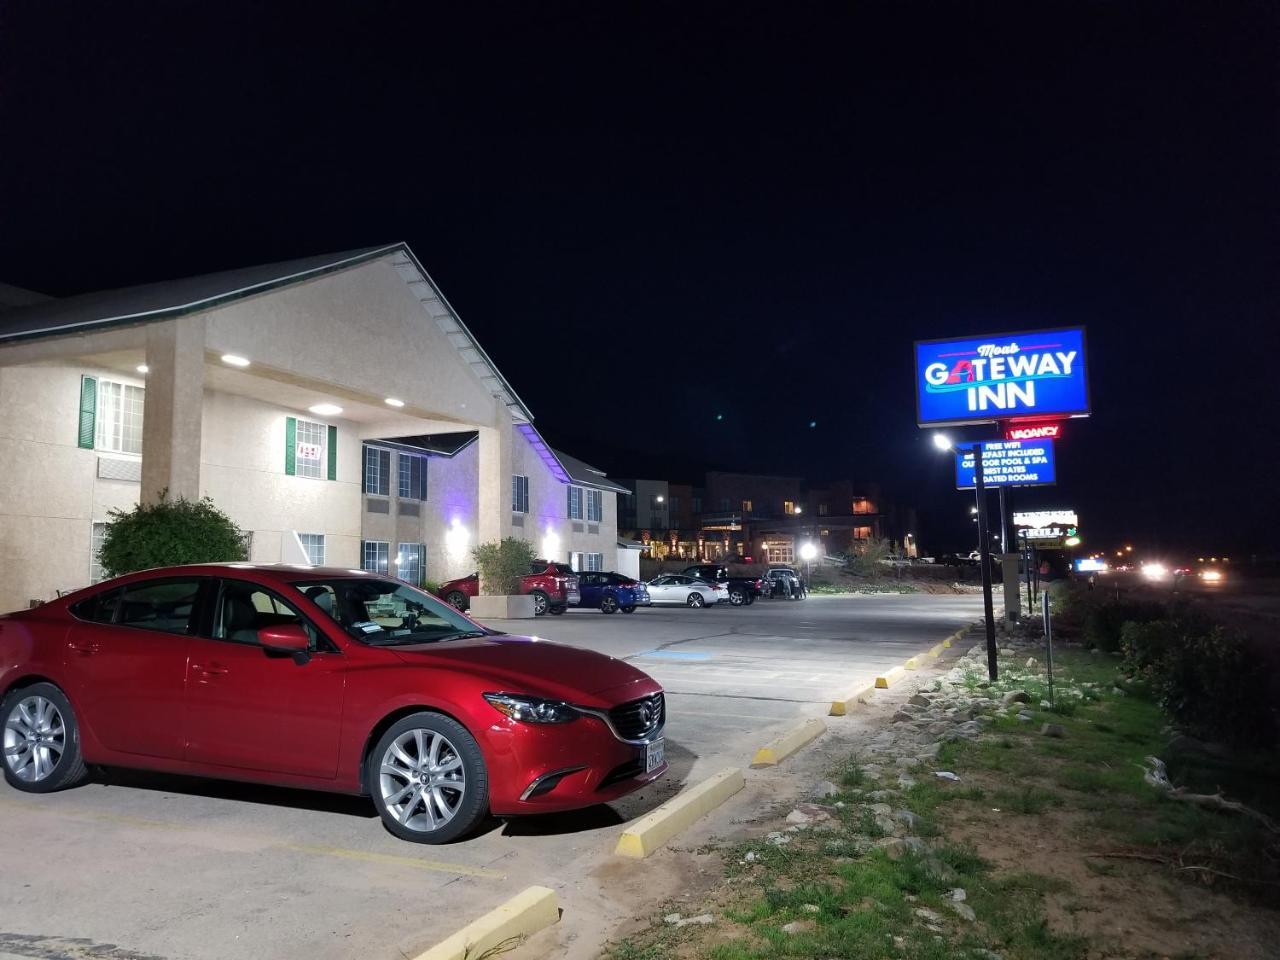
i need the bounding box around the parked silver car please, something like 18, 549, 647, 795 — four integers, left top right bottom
643, 574, 726, 608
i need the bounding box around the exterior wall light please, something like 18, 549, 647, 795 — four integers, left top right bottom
309, 403, 343, 416
445, 518, 470, 558
542, 529, 561, 560
384, 398, 405, 408
136, 364, 149, 374
221, 354, 251, 367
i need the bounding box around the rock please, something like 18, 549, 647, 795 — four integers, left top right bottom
896, 756, 922, 769
781, 919, 815, 935
866, 789, 896, 801
876, 836, 928, 859
766, 832, 791, 846
1003, 690, 1030, 704
801, 903, 821, 914
813, 779, 841, 798
896, 809, 924, 831
892, 711, 915, 723
835, 801, 847, 809
954, 720, 983, 736
869, 802, 892, 816
909, 694, 933, 707
897, 776, 917, 789
744, 851, 757, 862
1017, 711, 1034, 722
948, 901, 976, 922
681, 914, 715, 926
914, 906, 944, 923
875, 815, 896, 834
922, 857, 958, 884
663, 912, 682, 924
935, 771, 961, 781
947, 887, 966, 902
1041, 723, 1066, 738
1026, 657, 1038, 668
917, 742, 942, 759
976, 680, 991, 689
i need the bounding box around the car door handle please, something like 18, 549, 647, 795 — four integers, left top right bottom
191, 662, 229, 677
67, 639, 99, 654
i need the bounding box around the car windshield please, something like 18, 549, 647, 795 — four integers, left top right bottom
292, 578, 493, 646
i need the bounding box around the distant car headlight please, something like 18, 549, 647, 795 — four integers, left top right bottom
483, 693, 580, 724
1200, 569, 1223, 582
1141, 563, 1168, 580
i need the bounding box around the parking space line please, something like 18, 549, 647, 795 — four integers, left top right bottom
0, 798, 505, 880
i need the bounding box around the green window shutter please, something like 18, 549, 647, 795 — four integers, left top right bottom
327, 425, 338, 480
77, 376, 97, 449
285, 417, 297, 475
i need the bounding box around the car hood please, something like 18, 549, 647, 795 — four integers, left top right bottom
388, 635, 658, 705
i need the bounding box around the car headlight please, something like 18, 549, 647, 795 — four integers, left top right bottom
483, 693, 580, 724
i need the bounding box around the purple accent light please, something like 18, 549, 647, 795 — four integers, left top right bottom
517, 423, 571, 484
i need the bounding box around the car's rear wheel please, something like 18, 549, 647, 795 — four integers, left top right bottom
728, 588, 746, 606
369, 712, 488, 844
530, 591, 549, 616
687, 593, 705, 608
621, 605, 636, 614
445, 591, 469, 611
549, 605, 566, 615
2, 683, 88, 793
600, 595, 619, 614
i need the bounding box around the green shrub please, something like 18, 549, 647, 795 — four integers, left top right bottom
422, 579, 444, 596
471, 537, 536, 594
845, 537, 891, 577
98, 495, 247, 577
1084, 597, 1166, 652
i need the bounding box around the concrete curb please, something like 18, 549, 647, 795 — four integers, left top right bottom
411, 885, 559, 960
875, 665, 906, 688
615, 768, 746, 859
750, 718, 827, 768
828, 681, 876, 716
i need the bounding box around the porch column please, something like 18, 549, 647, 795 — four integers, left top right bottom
140, 316, 206, 505
477, 401, 513, 545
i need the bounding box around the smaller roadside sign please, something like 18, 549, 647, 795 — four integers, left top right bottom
955, 439, 1056, 489
1014, 509, 1078, 548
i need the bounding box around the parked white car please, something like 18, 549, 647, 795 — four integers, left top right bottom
644, 575, 726, 608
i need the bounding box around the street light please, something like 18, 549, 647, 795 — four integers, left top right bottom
933, 431, 999, 681
799, 541, 818, 584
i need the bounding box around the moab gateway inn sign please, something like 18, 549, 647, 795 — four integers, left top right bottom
915, 327, 1090, 427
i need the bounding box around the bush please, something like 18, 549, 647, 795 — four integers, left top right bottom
98, 495, 247, 577
471, 537, 536, 594
845, 537, 892, 577
1122, 616, 1277, 747
422, 579, 444, 597
1083, 596, 1166, 652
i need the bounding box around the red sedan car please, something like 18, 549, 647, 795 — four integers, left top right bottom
0, 564, 667, 844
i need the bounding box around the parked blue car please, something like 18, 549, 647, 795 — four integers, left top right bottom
574, 572, 648, 614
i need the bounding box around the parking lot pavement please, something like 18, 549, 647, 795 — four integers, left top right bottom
0, 593, 979, 960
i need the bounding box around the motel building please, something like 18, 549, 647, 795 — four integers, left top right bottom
0, 244, 628, 614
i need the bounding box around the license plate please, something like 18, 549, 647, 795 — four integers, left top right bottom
645, 737, 665, 773
567, 590, 580, 603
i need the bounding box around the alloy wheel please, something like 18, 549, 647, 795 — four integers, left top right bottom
601, 595, 618, 614
4, 695, 65, 783
379, 727, 466, 834
532, 592, 549, 615
688, 593, 704, 607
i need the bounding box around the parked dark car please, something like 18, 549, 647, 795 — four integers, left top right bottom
681, 564, 766, 606
575, 572, 648, 614
438, 560, 580, 616
764, 566, 806, 600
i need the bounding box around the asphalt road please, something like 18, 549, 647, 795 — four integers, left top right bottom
0, 592, 981, 960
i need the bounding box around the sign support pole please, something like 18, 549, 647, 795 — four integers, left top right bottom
998, 485, 1009, 554
973, 444, 999, 681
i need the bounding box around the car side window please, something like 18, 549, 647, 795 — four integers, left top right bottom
69, 587, 124, 625
214, 579, 330, 653
116, 580, 203, 634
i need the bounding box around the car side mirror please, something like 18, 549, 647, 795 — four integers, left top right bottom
258, 624, 311, 664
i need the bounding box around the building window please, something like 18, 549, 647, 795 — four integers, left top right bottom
692, 496, 702, 514
649, 514, 664, 529
570, 551, 603, 572
852, 498, 875, 514
766, 542, 795, 564
398, 452, 428, 500
295, 419, 328, 480
784, 500, 797, 515
818, 503, 829, 516
512, 475, 529, 513
397, 543, 424, 585
567, 485, 584, 520
586, 489, 603, 523
854, 526, 872, 540
719, 498, 730, 512
669, 495, 680, 515
362, 540, 389, 574
364, 445, 390, 496
742, 500, 753, 513
298, 533, 325, 566
90, 521, 108, 584
96, 380, 145, 455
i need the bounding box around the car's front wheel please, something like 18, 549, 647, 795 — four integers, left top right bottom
2, 682, 89, 793
728, 588, 746, 606
369, 712, 488, 844
600, 595, 619, 614
621, 605, 637, 614
445, 591, 469, 611
687, 592, 705, 608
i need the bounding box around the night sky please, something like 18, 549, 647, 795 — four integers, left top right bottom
2, 2, 1276, 556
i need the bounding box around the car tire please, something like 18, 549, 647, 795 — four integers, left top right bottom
621, 605, 636, 614
549, 605, 566, 615
728, 588, 746, 606
745, 595, 756, 605
600, 595, 619, 614
2, 682, 89, 793
530, 591, 550, 616
368, 711, 488, 845
687, 593, 705, 608
445, 591, 469, 611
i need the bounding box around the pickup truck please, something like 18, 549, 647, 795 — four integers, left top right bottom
438, 560, 580, 615
681, 564, 766, 606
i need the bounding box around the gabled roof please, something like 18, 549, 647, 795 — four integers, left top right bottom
0, 242, 534, 423
552, 448, 630, 494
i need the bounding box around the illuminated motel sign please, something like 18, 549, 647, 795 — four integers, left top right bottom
915, 328, 1090, 427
